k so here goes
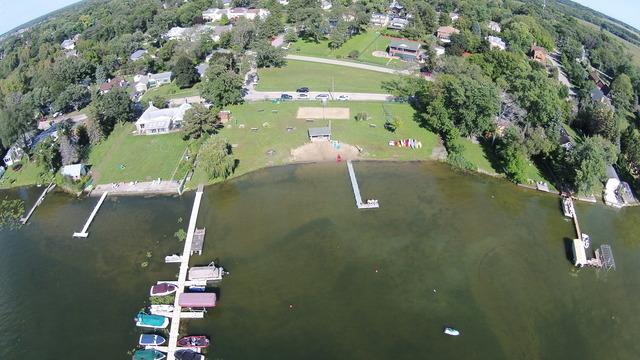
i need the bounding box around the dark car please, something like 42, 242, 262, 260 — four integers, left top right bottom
280, 94, 293, 100
296, 87, 310, 93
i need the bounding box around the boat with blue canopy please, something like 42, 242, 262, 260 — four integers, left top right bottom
135, 312, 169, 329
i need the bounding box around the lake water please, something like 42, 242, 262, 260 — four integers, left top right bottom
1, 162, 639, 359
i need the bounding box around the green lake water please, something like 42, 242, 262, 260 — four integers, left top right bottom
1, 161, 640, 359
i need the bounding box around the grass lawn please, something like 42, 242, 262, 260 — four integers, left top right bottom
289, 30, 404, 67
140, 82, 200, 103
188, 101, 438, 187
0, 158, 45, 189
256, 60, 398, 93
461, 139, 499, 175
87, 123, 188, 184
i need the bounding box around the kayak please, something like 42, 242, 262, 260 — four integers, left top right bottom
177, 335, 210, 348
132, 349, 166, 360
150, 283, 178, 297
139, 334, 167, 346
443, 327, 460, 336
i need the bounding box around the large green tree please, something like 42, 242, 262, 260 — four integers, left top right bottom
199, 136, 236, 179
200, 65, 244, 108
610, 73, 635, 112
173, 56, 199, 89
182, 104, 221, 140
570, 136, 618, 194
91, 87, 134, 137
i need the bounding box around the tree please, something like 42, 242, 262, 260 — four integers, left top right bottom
200, 65, 244, 108
258, 14, 284, 40
0, 97, 36, 148
58, 121, 80, 166
329, 20, 350, 49
198, 136, 235, 179
173, 56, 199, 89
182, 104, 221, 140
254, 41, 286, 68
621, 126, 640, 169
580, 103, 619, 143
150, 94, 168, 109
95, 65, 107, 85
298, 9, 326, 42
33, 137, 61, 174
571, 136, 618, 194
53, 84, 91, 113
496, 128, 528, 183
610, 74, 635, 111
91, 87, 134, 137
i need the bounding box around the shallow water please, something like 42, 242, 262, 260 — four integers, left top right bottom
1, 162, 639, 359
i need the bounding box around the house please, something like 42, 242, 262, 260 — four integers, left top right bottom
436, 26, 460, 43
387, 18, 409, 30
203, 7, 270, 21
196, 63, 209, 77
486, 36, 506, 51
212, 25, 233, 42
3, 145, 24, 167
61, 163, 87, 181
135, 103, 192, 135
308, 127, 331, 142
590, 88, 612, 106
370, 13, 390, 27
219, 110, 231, 123
321, 0, 332, 10
130, 49, 148, 61
60, 39, 76, 50
387, 38, 422, 62
163, 26, 189, 41
488, 21, 501, 33
559, 127, 573, 150
149, 72, 173, 87
202, 8, 226, 21
530, 45, 547, 63
434, 45, 445, 56
133, 75, 149, 93
99, 76, 127, 94
278, 0, 289, 4
389, 0, 404, 15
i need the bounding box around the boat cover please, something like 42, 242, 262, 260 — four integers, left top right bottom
151, 283, 176, 294
139, 334, 166, 346
178, 293, 217, 307
188, 266, 221, 280
136, 312, 168, 327
174, 350, 204, 360
132, 349, 166, 360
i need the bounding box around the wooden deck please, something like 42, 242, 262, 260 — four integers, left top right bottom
20, 183, 55, 225
73, 191, 108, 238
347, 161, 379, 209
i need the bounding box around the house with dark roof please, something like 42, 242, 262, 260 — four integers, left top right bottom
590, 88, 612, 106
387, 17, 409, 30
308, 127, 331, 141
130, 49, 148, 61
436, 26, 460, 43
387, 38, 422, 61
99, 76, 127, 94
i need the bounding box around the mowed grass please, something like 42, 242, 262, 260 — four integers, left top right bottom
87, 123, 187, 184
256, 60, 397, 93
140, 82, 200, 103
0, 158, 44, 189
188, 101, 438, 187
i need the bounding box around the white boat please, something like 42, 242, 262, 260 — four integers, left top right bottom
188, 262, 224, 281
150, 304, 175, 315
165, 254, 182, 263
582, 233, 590, 249
443, 327, 460, 336
562, 197, 574, 218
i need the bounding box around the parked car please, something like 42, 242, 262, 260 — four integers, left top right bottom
280, 94, 293, 100
315, 93, 330, 100
296, 87, 310, 93
337, 95, 350, 101
52, 112, 62, 118
298, 93, 309, 99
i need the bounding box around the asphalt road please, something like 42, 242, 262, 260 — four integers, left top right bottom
245, 90, 393, 102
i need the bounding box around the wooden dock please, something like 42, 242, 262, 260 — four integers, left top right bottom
569, 197, 581, 239
166, 185, 205, 360
346, 161, 379, 209
73, 192, 108, 238
20, 183, 55, 225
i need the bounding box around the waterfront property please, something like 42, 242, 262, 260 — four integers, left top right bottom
61, 163, 87, 181
308, 127, 332, 142
135, 103, 192, 135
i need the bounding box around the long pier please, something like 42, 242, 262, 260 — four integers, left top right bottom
347, 161, 379, 209
166, 185, 205, 360
20, 183, 55, 225
73, 192, 108, 238
568, 197, 582, 238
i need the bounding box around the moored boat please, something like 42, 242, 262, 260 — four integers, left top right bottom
132, 349, 166, 360
149, 304, 174, 315
174, 349, 205, 360
189, 285, 206, 292
582, 233, 591, 249
165, 254, 182, 263
135, 312, 169, 329
150, 283, 178, 297
443, 327, 460, 336
139, 334, 167, 346
177, 335, 210, 348
562, 196, 574, 218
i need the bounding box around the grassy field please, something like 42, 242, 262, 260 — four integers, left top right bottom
87, 123, 187, 184
256, 60, 397, 93
140, 82, 200, 103
188, 101, 438, 187
0, 158, 44, 189
576, 17, 640, 66
289, 30, 404, 67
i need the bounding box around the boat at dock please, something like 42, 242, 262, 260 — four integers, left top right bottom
188, 262, 225, 281
165, 254, 182, 263
178, 293, 217, 308
139, 334, 166, 346
562, 196, 575, 218
149, 304, 174, 314
174, 350, 205, 360
443, 327, 460, 336
135, 312, 169, 329
132, 349, 166, 360
582, 233, 591, 248
177, 335, 210, 348
189, 285, 206, 292
150, 283, 178, 297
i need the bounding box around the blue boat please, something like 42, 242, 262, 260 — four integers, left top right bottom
188, 285, 206, 292
135, 312, 169, 329
139, 334, 167, 346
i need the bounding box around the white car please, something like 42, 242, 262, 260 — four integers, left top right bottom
315, 93, 330, 100
298, 93, 309, 99
337, 95, 350, 101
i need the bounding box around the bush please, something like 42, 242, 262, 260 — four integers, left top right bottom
355, 112, 368, 122
348, 50, 359, 59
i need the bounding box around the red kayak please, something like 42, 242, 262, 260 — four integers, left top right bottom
177, 336, 210, 348
150, 283, 177, 297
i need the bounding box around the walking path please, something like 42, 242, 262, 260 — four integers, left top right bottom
91, 180, 179, 196
285, 55, 412, 75
72, 192, 108, 238
167, 185, 205, 360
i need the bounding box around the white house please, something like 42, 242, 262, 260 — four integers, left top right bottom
449, 12, 459, 22
370, 13, 390, 27
486, 36, 506, 50
203, 8, 226, 21
3, 145, 24, 167
212, 25, 233, 42
61, 163, 87, 181
130, 49, 148, 61
163, 26, 189, 41
388, 18, 409, 30
203, 7, 270, 21
61, 39, 76, 50
488, 21, 501, 33
149, 72, 173, 87
135, 103, 192, 135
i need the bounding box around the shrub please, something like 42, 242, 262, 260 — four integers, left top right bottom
348, 50, 359, 59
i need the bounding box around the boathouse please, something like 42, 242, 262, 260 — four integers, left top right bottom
178, 293, 217, 308
572, 238, 587, 267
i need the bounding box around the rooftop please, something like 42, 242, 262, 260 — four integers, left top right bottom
389, 38, 422, 51
308, 127, 331, 137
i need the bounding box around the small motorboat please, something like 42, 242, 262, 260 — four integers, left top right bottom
132, 349, 166, 360
562, 196, 574, 218
582, 233, 591, 249
189, 285, 206, 292
150, 283, 178, 297
177, 335, 210, 348
139, 334, 167, 346
174, 349, 205, 360
135, 312, 169, 329
149, 304, 174, 315
165, 254, 182, 263
443, 327, 460, 336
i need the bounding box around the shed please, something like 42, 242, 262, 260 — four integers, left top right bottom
308, 127, 331, 141
219, 110, 231, 123
178, 293, 217, 308
61, 164, 87, 181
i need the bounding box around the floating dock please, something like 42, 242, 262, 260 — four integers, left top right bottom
20, 183, 55, 225
166, 185, 205, 360
73, 192, 108, 238
346, 161, 379, 209
191, 228, 205, 256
